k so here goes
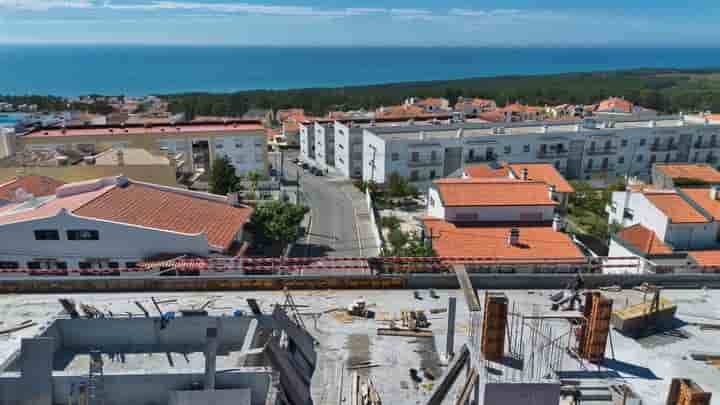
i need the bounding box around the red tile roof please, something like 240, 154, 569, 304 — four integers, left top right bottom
643, 192, 708, 223
434, 178, 556, 207
679, 187, 720, 219
656, 164, 720, 183
463, 164, 510, 179
24, 123, 264, 138
0, 175, 65, 201
498, 103, 544, 113
595, 97, 633, 113
423, 218, 584, 262
507, 163, 574, 193
615, 224, 672, 255
688, 250, 720, 267
73, 183, 252, 250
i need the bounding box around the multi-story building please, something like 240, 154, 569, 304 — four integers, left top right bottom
333, 121, 364, 178
360, 115, 720, 185
12, 122, 268, 177
0, 175, 253, 270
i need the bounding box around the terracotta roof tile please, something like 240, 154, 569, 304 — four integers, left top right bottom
434, 178, 556, 207
680, 187, 720, 219
643, 192, 708, 223
615, 224, 672, 255
25, 123, 264, 138
0, 175, 65, 201
423, 218, 584, 262
689, 250, 720, 267
463, 164, 510, 179
595, 97, 633, 113
73, 183, 252, 250
507, 163, 574, 193
656, 164, 720, 183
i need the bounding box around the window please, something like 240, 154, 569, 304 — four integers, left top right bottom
235, 142, 243, 148
34, 230, 60, 240
79, 262, 92, 269
650, 155, 656, 164
430, 151, 438, 161
411, 152, 419, 161
618, 156, 625, 164
430, 170, 436, 179
504, 145, 511, 154
621, 139, 628, 147
126, 262, 138, 268
639, 138, 646, 146
27, 262, 42, 270
391, 152, 399, 161
55, 262, 68, 270
67, 230, 99, 241
665, 153, 671, 163
523, 144, 530, 153
0, 261, 19, 269
554, 161, 561, 169
586, 159, 593, 169
410, 170, 419, 181
108, 262, 119, 269
590, 141, 596, 151
637, 154, 644, 162
338, 143, 344, 149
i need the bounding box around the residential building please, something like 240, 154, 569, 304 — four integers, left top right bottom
547, 104, 584, 119
0, 175, 65, 206
275, 108, 305, 123
497, 103, 546, 122
593, 96, 658, 118
422, 177, 584, 269
0, 175, 253, 270
454, 97, 497, 116
404, 97, 451, 114
333, 121, 364, 178
12, 121, 268, 178
652, 163, 720, 189
242, 108, 274, 124
360, 115, 720, 185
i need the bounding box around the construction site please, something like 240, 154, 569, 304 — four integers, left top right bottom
0, 282, 717, 404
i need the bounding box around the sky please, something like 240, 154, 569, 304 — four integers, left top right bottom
0, 0, 719, 46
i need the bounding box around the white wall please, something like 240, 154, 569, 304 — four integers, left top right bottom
334, 122, 351, 177
0, 210, 211, 268
444, 205, 555, 222
299, 124, 311, 161
212, 134, 266, 176
608, 191, 669, 241
606, 239, 647, 274
362, 130, 387, 183
665, 221, 719, 250
427, 187, 445, 219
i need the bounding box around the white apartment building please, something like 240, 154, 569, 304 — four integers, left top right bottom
0, 175, 253, 271
333, 121, 364, 178
361, 115, 720, 185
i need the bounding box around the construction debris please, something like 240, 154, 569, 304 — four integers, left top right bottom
347, 298, 374, 318
59, 298, 80, 318
400, 310, 430, 329
0, 320, 37, 335
350, 372, 382, 405
377, 328, 433, 338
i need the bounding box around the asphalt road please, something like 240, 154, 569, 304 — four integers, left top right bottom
285, 155, 363, 258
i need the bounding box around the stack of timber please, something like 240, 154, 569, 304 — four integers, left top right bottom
611, 297, 677, 338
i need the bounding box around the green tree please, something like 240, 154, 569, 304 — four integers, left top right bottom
248, 201, 309, 245
387, 172, 417, 198
209, 156, 240, 195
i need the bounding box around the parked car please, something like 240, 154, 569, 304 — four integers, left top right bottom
301, 162, 310, 170
314, 169, 324, 177
292, 158, 300, 164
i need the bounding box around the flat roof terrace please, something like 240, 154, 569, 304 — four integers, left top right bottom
22, 121, 265, 139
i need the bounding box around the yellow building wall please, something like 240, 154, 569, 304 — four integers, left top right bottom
0, 165, 179, 186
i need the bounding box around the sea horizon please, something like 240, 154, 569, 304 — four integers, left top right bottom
1, 45, 720, 97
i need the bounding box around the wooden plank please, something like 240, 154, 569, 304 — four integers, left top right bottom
454, 264, 480, 312
377, 328, 433, 338
425, 345, 470, 405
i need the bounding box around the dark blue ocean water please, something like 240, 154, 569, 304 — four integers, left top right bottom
1, 46, 720, 96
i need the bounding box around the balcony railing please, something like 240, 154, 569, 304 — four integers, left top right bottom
585, 147, 617, 156
536, 150, 568, 158
408, 159, 442, 167
649, 143, 678, 152
465, 154, 497, 163
693, 142, 719, 150
706, 156, 718, 164
585, 164, 616, 172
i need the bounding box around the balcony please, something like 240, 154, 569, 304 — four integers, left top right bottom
649, 143, 678, 152
536, 149, 568, 159
408, 159, 442, 167
465, 154, 497, 163
585, 147, 617, 156
693, 142, 719, 150
706, 156, 718, 164
585, 164, 616, 172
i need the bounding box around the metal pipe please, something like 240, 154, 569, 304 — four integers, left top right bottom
204, 327, 218, 390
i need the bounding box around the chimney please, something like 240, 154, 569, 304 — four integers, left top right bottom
552, 214, 564, 231
507, 227, 520, 247
710, 186, 719, 200
548, 184, 557, 201
521, 167, 529, 180
204, 327, 218, 390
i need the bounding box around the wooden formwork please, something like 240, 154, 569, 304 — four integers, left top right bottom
666, 378, 712, 405
481, 292, 508, 361
579, 292, 612, 363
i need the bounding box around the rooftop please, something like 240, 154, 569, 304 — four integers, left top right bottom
22, 121, 264, 138
614, 224, 673, 255
422, 218, 584, 261
0, 175, 65, 202
507, 162, 574, 193
656, 163, 720, 184
644, 192, 709, 223
434, 178, 556, 207
93, 147, 171, 166
679, 187, 720, 220
463, 163, 510, 178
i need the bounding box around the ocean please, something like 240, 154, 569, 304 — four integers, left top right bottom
1, 46, 720, 96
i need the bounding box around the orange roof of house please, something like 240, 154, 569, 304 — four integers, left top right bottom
73, 182, 252, 250
415, 97, 446, 106
508, 163, 574, 193
688, 250, 720, 266
463, 164, 510, 179
24, 123, 264, 138
595, 97, 633, 113
276, 108, 305, 122
0, 175, 65, 201
704, 113, 720, 122
434, 178, 556, 207
643, 192, 708, 223
499, 103, 544, 113
615, 224, 672, 255
655, 164, 720, 183
679, 187, 720, 219
423, 218, 585, 261
477, 111, 505, 122
377, 104, 426, 117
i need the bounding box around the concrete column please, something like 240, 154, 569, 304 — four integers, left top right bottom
20, 337, 54, 405
204, 328, 218, 390
447, 297, 457, 359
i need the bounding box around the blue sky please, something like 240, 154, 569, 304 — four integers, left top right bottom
0, 0, 718, 46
